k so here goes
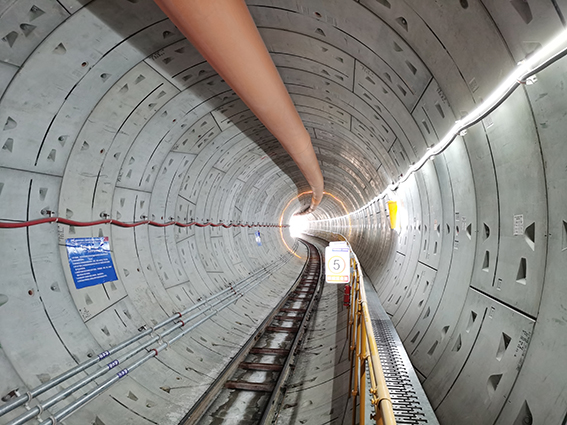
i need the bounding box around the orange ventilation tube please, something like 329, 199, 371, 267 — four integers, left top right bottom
154, 0, 324, 214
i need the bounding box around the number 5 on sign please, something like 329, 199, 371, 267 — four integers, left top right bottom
325, 243, 351, 284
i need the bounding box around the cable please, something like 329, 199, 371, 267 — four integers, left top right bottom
0, 217, 288, 229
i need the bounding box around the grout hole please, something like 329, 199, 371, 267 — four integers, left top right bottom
395, 17, 408, 31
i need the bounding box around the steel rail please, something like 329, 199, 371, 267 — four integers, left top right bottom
5, 262, 283, 425
179, 240, 312, 425
259, 240, 323, 424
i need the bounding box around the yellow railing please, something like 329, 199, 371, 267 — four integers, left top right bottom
306, 231, 397, 424
327, 234, 395, 425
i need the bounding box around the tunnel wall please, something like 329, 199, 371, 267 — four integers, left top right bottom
0, 1, 311, 423
0, 0, 566, 424
310, 1, 567, 424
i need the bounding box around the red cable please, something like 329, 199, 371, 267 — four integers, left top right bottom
0, 217, 289, 229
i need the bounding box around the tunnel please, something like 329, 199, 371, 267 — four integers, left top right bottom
0, 0, 566, 424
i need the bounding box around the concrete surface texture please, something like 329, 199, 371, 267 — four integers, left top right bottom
0, 0, 566, 424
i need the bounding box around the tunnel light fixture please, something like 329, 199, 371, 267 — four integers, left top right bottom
311, 27, 567, 226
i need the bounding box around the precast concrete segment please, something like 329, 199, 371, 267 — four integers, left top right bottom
0, 0, 567, 424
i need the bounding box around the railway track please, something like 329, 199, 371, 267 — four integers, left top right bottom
180, 240, 323, 425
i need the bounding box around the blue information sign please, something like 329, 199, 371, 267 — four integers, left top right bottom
66, 237, 118, 289
255, 230, 262, 246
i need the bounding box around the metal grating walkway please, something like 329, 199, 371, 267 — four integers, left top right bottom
365, 282, 439, 425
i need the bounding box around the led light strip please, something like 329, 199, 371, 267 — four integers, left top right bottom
311, 28, 567, 224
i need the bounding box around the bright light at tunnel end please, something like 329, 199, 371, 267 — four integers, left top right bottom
289, 214, 310, 238
279, 191, 352, 257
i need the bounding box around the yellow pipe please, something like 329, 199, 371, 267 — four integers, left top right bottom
360, 316, 367, 425
349, 245, 396, 425
154, 0, 324, 213
360, 286, 396, 424
352, 309, 360, 425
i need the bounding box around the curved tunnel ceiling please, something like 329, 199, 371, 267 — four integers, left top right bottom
1, 0, 567, 424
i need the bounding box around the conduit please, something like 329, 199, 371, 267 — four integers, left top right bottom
0, 217, 287, 229
153, 0, 324, 214
0, 254, 296, 425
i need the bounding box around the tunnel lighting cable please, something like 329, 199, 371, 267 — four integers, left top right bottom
312, 28, 567, 225
280, 190, 352, 256
0, 216, 288, 229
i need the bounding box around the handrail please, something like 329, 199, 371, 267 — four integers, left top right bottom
347, 237, 396, 425
308, 231, 396, 425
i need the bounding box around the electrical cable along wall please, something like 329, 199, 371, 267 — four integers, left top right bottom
1, 1, 567, 425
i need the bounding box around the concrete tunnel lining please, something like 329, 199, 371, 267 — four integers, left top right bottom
1, 0, 567, 424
